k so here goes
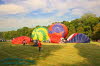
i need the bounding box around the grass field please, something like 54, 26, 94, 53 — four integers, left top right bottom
0, 42, 100, 66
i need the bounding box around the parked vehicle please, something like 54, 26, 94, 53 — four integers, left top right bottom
0, 39, 6, 42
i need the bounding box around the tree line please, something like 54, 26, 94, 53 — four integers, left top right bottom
0, 13, 100, 41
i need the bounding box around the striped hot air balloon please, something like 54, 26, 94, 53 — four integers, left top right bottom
31, 27, 49, 41
66, 33, 90, 43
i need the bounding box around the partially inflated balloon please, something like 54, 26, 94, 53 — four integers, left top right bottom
31, 27, 49, 41
49, 33, 62, 43
67, 33, 90, 43
48, 23, 68, 43
12, 36, 31, 44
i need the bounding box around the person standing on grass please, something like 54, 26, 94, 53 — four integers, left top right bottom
22, 40, 27, 45
38, 40, 42, 52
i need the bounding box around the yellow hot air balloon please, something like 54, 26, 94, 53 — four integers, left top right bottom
31, 27, 49, 41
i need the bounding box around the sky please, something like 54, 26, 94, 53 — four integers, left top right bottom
0, 0, 100, 32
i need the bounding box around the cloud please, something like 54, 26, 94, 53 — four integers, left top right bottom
70, 0, 100, 16
0, 18, 24, 28
0, 0, 100, 31
21, 0, 47, 11
0, 4, 27, 15
0, 0, 48, 15
0, 0, 100, 16
71, 8, 85, 16
47, 0, 100, 16
0, 17, 54, 31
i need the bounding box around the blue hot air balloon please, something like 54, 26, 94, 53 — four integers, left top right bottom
66, 33, 90, 43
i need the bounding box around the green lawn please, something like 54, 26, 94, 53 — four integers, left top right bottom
0, 42, 100, 66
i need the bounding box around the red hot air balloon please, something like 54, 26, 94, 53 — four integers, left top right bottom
48, 23, 68, 43
49, 33, 62, 43
12, 36, 31, 44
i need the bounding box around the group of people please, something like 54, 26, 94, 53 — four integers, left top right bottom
22, 40, 42, 52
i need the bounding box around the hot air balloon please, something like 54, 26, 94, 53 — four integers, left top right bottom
31, 27, 49, 41
49, 33, 62, 43
48, 23, 68, 43
66, 33, 90, 43
12, 36, 31, 44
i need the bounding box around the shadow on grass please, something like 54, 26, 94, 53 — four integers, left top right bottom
0, 44, 64, 66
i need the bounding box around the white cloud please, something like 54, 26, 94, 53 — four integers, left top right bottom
21, 0, 47, 11
0, 17, 54, 29
42, 8, 54, 13
0, 0, 48, 15
92, 7, 100, 16
0, 0, 100, 31
47, 0, 100, 16
82, 0, 100, 16
71, 9, 85, 16
55, 11, 67, 16
0, 18, 24, 28
0, 0, 100, 16
0, 4, 27, 15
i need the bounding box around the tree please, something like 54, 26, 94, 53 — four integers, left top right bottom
17, 27, 29, 36
80, 13, 99, 38
61, 21, 70, 29
92, 23, 100, 40
76, 26, 84, 33
92, 29, 100, 41
93, 23, 100, 34
0, 32, 3, 38
67, 24, 76, 37
81, 13, 96, 19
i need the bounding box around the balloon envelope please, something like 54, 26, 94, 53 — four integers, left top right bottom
48, 23, 68, 43
66, 33, 90, 43
49, 33, 62, 43
12, 36, 31, 44
31, 27, 49, 41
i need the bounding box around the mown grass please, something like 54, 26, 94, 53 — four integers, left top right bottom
0, 42, 100, 66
